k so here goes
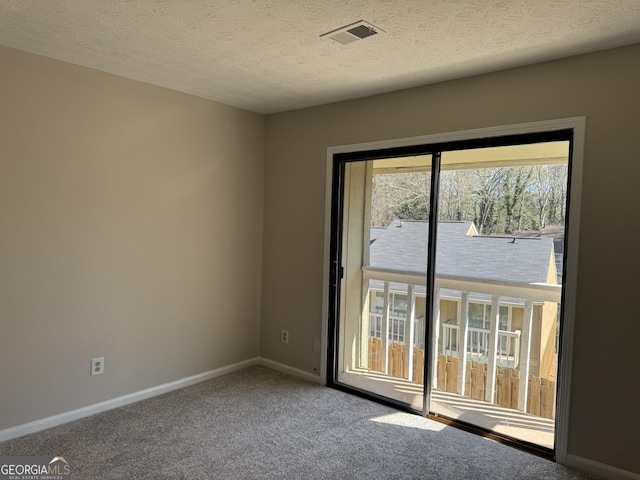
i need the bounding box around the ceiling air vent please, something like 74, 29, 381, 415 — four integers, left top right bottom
320, 20, 384, 45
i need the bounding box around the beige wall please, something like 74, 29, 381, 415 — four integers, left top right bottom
0, 46, 265, 429
263, 44, 640, 474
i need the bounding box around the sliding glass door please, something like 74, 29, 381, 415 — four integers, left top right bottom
329, 130, 573, 455
429, 142, 570, 450
332, 154, 432, 410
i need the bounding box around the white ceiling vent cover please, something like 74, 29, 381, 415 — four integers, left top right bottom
321, 20, 384, 45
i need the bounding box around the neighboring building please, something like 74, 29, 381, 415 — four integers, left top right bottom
366, 219, 559, 382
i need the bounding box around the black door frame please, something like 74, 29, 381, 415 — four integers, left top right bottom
326, 129, 575, 459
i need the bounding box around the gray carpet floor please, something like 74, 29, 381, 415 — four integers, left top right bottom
0, 366, 595, 479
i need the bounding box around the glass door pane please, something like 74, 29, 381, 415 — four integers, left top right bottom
336, 155, 431, 410
429, 141, 570, 450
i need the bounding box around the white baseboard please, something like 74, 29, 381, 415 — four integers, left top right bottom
566, 454, 640, 480
0, 357, 260, 443
258, 357, 323, 384
0, 357, 321, 443
8, 360, 636, 480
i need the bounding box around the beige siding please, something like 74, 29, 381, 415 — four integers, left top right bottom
530, 306, 543, 377
540, 302, 559, 380
511, 307, 524, 333
438, 299, 458, 351
547, 250, 559, 284
440, 299, 459, 324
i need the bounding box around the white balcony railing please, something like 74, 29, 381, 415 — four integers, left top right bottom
442, 323, 521, 368
362, 266, 562, 409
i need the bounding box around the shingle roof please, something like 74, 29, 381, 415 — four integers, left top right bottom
369, 220, 554, 284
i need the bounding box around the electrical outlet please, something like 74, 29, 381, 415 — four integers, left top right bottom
281, 329, 289, 344
91, 357, 104, 376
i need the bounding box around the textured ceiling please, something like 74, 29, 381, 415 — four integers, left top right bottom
1, 1, 640, 114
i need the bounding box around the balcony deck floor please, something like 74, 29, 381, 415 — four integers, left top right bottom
340, 368, 554, 450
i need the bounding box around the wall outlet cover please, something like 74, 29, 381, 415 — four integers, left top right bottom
91, 357, 104, 376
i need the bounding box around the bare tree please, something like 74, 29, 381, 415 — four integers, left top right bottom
473, 169, 506, 234
372, 172, 430, 226
371, 163, 568, 234
503, 167, 534, 234
439, 170, 476, 222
